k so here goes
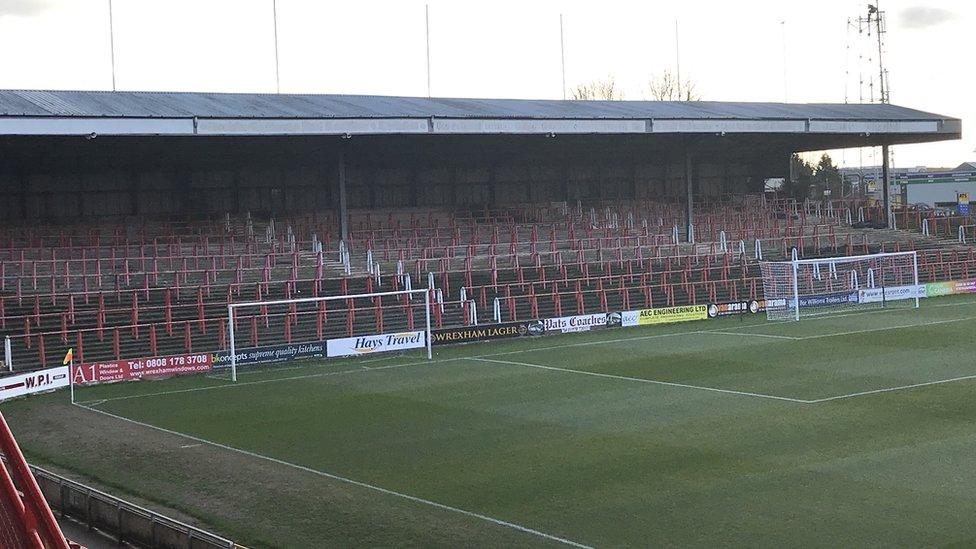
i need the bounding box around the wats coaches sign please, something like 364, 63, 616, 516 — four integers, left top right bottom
327, 331, 426, 357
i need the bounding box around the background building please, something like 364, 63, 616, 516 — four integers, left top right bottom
841, 162, 976, 210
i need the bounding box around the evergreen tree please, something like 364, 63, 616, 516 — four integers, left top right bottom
786, 154, 815, 199
813, 154, 842, 197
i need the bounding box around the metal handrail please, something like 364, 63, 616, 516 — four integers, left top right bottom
26, 462, 239, 549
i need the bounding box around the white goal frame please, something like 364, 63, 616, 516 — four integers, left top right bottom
762, 251, 920, 321
227, 288, 432, 382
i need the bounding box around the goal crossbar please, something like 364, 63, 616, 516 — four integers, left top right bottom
766, 251, 918, 266
227, 287, 433, 382
229, 288, 429, 310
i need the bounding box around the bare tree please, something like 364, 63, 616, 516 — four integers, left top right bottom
570, 76, 624, 100
648, 70, 701, 101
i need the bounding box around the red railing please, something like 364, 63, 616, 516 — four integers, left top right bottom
0, 411, 72, 549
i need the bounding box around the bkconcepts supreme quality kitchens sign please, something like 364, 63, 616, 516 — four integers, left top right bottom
326, 331, 426, 357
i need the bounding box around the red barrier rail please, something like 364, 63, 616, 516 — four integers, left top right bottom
0, 411, 71, 549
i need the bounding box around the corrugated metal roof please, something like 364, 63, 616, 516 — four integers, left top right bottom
0, 89, 958, 122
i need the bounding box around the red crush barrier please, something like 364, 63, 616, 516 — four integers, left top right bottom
131, 292, 139, 339
345, 299, 354, 336
375, 296, 384, 332
76, 331, 84, 365
218, 318, 226, 350
183, 321, 192, 353
37, 333, 45, 367
196, 288, 205, 334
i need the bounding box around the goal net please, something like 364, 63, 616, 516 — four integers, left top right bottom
223, 288, 432, 381
759, 251, 920, 321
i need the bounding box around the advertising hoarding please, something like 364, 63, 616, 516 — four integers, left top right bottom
72, 353, 211, 385
326, 331, 426, 358
621, 305, 708, 327
0, 366, 69, 401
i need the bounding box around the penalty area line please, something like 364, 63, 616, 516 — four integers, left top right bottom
797, 314, 976, 340
696, 314, 976, 342
809, 373, 976, 403
73, 403, 593, 549
470, 357, 813, 404
703, 331, 801, 340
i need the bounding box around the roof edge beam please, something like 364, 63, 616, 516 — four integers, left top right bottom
0, 117, 193, 135
196, 118, 428, 135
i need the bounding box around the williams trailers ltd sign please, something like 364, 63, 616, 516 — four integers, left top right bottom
326, 331, 426, 358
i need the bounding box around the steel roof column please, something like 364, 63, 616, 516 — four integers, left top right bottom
882, 144, 892, 228
338, 151, 348, 241
685, 147, 694, 243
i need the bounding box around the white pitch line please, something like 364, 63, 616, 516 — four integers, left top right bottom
706, 296, 976, 336
79, 358, 448, 405
798, 314, 976, 340
470, 357, 813, 404
74, 403, 593, 549
481, 329, 705, 358
809, 373, 976, 403
75, 299, 976, 408
80, 331, 710, 405
705, 330, 801, 340
700, 313, 976, 343
207, 353, 401, 380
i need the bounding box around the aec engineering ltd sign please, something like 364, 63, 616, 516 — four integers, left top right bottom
622, 305, 708, 326
326, 330, 426, 357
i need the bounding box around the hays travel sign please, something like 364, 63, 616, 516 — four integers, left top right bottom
327, 331, 426, 357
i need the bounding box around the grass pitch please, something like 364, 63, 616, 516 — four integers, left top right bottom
5, 295, 976, 547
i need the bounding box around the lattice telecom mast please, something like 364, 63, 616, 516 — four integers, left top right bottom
866, 3, 890, 104
848, 3, 891, 104
845, 3, 892, 197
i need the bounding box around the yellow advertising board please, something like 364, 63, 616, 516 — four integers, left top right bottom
623, 305, 708, 326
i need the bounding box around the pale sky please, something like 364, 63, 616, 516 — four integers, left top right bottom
0, 0, 972, 168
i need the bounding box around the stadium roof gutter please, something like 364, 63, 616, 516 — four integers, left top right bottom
0, 90, 961, 144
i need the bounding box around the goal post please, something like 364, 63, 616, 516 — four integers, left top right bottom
226, 287, 433, 382
759, 251, 921, 321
